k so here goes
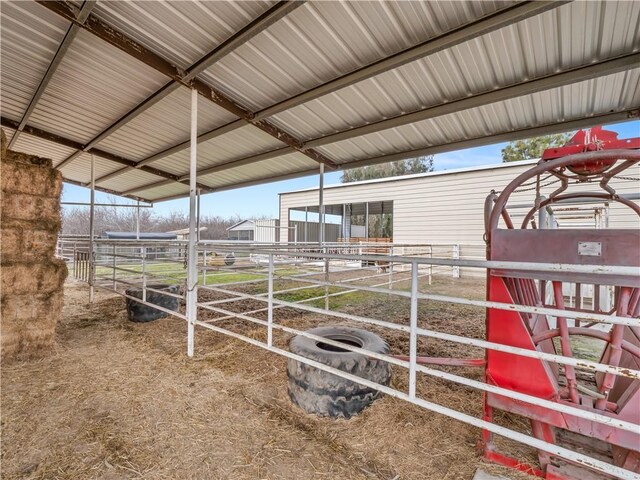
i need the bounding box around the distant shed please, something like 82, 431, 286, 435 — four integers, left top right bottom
167, 227, 208, 241
227, 219, 280, 242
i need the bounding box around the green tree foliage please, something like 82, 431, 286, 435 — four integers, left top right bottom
501, 133, 573, 162
341, 156, 434, 183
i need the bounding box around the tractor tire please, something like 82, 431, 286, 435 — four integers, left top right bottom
287, 326, 392, 419
125, 284, 180, 322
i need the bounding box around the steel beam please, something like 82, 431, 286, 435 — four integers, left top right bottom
77, 1, 304, 183
62, 178, 150, 203
127, 1, 567, 170
304, 53, 640, 149
140, 108, 640, 202
39, 1, 336, 169
8, 0, 96, 150
128, 51, 640, 186
0, 116, 213, 193
119, 146, 290, 195
252, 0, 569, 122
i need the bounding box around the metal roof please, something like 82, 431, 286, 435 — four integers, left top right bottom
1, 1, 638, 203
103, 231, 177, 240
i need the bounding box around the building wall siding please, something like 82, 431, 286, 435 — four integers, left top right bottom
279, 161, 640, 245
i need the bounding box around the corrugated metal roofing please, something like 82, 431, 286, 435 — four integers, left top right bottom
97, 87, 238, 162
27, 29, 169, 144
0, 1, 69, 120
5, 128, 77, 165
1, 1, 638, 203
59, 153, 123, 183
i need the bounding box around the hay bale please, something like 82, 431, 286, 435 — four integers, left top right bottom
1, 224, 58, 261
1, 192, 61, 224
1, 138, 66, 362
1, 291, 63, 324
0, 290, 63, 360
1, 215, 62, 234
1, 157, 61, 197
1, 259, 67, 295
1, 128, 7, 158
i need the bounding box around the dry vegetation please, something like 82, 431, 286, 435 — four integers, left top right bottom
1, 275, 535, 479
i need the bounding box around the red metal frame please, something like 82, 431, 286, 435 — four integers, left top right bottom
482, 127, 640, 479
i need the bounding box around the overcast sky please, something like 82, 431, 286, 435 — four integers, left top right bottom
62, 120, 640, 219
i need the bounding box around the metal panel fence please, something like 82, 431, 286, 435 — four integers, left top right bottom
61, 239, 639, 479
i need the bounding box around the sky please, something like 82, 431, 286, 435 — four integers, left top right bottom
62, 120, 640, 220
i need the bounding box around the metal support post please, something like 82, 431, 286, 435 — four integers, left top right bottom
428, 245, 433, 285
186, 88, 198, 357
388, 245, 393, 290
409, 261, 418, 399
452, 244, 460, 279
365, 202, 369, 239
304, 207, 308, 242
324, 246, 329, 310
89, 153, 95, 303
112, 244, 116, 289
142, 246, 147, 302
196, 188, 201, 242
268, 253, 274, 347
73, 242, 77, 279
318, 163, 325, 245
202, 247, 207, 286
136, 200, 140, 240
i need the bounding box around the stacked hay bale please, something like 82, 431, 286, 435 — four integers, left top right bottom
1, 128, 68, 360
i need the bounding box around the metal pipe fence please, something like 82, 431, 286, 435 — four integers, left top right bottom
61, 238, 639, 479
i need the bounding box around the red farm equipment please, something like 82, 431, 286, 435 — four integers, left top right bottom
483, 126, 640, 479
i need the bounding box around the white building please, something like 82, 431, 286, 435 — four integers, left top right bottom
278, 159, 640, 245
227, 219, 280, 242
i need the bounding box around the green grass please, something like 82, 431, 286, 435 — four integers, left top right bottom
94, 261, 264, 285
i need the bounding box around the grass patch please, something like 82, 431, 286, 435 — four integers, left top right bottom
94, 262, 264, 285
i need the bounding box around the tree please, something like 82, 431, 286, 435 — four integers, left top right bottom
341, 156, 434, 183
61, 194, 242, 240
501, 133, 572, 162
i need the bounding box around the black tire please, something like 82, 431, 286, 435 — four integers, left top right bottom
287, 326, 392, 419
125, 284, 180, 322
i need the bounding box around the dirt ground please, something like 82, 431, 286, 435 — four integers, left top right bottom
1, 275, 534, 480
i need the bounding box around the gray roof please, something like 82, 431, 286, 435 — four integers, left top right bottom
2, 1, 638, 203
103, 232, 177, 240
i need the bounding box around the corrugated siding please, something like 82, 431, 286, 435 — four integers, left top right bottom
254, 219, 279, 243
279, 162, 640, 244
289, 220, 341, 243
